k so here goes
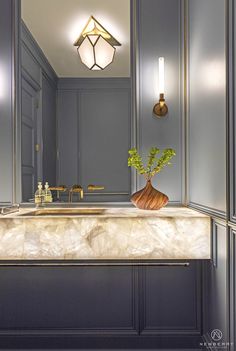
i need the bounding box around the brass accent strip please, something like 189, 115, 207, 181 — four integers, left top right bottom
84, 192, 129, 196
0, 262, 190, 267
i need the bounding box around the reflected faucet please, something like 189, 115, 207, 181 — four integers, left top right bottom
69, 185, 84, 202
49, 185, 67, 202
87, 184, 105, 191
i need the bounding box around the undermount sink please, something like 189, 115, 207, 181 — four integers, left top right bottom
19, 208, 105, 216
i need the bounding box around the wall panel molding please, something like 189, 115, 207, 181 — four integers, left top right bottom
21, 21, 57, 86
204, 220, 229, 347
0, 0, 14, 204
57, 78, 131, 201
136, 0, 183, 203
187, 0, 227, 216
189, 202, 227, 220
229, 0, 236, 223
229, 227, 236, 350
57, 77, 131, 90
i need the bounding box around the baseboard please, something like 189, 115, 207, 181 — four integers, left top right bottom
0, 335, 203, 350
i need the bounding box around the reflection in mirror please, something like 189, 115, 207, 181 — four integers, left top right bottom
20, 0, 131, 203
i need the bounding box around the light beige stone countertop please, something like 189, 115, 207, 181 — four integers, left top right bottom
1, 206, 210, 218
0, 206, 211, 260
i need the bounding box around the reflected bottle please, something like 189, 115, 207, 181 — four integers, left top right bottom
44, 182, 53, 203
34, 182, 44, 207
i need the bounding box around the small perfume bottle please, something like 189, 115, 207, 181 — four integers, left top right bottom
44, 182, 53, 203
34, 182, 44, 206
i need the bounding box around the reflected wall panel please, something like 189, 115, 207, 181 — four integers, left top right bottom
0, 0, 14, 204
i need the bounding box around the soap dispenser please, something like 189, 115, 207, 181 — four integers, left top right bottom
44, 182, 53, 203
34, 182, 44, 206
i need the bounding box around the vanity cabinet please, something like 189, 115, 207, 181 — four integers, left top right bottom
0, 261, 203, 349
139, 263, 201, 334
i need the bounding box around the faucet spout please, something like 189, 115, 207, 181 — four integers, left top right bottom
69, 185, 84, 202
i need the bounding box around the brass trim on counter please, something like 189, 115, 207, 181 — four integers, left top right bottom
0, 261, 190, 267
84, 192, 129, 196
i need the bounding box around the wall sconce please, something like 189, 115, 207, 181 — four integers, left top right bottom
153, 57, 168, 117
73, 16, 121, 71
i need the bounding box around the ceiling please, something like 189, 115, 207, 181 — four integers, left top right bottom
21, 0, 130, 78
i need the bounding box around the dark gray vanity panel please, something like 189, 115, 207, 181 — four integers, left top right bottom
188, 0, 226, 216
42, 74, 56, 186
57, 78, 131, 201
0, 262, 202, 349
0, 0, 13, 204
0, 266, 137, 331
137, 0, 183, 203
140, 262, 201, 334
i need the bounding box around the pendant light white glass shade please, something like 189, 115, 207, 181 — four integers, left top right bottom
78, 35, 115, 70
74, 16, 121, 71
78, 36, 95, 69
94, 36, 115, 69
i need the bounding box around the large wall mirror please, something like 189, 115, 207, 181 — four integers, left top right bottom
19, 0, 132, 203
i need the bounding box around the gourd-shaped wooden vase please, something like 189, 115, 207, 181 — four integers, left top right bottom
131, 180, 169, 210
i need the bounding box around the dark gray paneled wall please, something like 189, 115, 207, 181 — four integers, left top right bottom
204, 220, 228, 344
229, 0, 236, 223
42, 74, 57, 185
21, 22, 57, 196
57, 78, 131, 202
188, 0, 226, 215
137, 0, 183, 203
0, 0, 14, 204
229, 1, 236, 349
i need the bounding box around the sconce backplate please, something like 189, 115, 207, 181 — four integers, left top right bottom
153, 103, 168, 117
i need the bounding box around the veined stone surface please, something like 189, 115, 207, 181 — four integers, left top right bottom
0, 207, 211, 260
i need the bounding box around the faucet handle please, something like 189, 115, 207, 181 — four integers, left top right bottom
69, 185, 84, 201
49, 185, 67, 192
71, 184, 83, 191
87, 184, 105, 191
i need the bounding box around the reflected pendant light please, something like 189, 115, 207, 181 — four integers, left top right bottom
74, 16, 121, 70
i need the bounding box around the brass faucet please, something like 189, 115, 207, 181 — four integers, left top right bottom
69, 185, 84, 202
49, 185, 67, 202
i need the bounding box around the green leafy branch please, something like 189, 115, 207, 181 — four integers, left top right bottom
128, 147, 176, 180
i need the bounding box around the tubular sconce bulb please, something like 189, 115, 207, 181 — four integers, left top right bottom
153, 57, 168, 117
